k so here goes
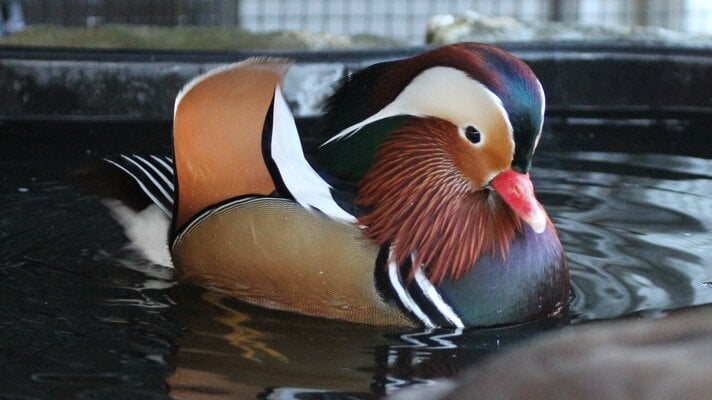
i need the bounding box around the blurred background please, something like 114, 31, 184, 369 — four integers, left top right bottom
2, 0, 712, 47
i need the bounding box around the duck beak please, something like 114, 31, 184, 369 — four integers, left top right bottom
491, 169, 547, 233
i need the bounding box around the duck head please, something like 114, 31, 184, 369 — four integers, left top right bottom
317, 42, 550, 283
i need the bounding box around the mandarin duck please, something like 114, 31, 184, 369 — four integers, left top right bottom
108, 42, 569, 328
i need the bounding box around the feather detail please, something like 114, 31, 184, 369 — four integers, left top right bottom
174, 56, 293, 117
356, 117, 522, 283
172, 58, 291, 228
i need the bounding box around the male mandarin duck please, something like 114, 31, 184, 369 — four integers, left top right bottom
108, 42, 569, 328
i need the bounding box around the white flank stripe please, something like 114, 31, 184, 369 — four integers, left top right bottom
413, 267, 465, 328
133, 155, 174, 191
120, 155, 173, 206
105, 159, 170, 216
270, 86, 356, 222
387, 254, 435, 328
150, 155, 175, 182
178, 197, 273, 236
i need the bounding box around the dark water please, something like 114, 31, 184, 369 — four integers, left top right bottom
1, 119, 711, 399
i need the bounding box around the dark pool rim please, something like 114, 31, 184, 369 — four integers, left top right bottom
1, 40, 711, 123
1, 40, 712, 60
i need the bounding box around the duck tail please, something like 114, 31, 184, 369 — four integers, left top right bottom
104, 154, 175, 217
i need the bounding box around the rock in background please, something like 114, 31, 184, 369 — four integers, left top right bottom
426, 11, 712, 46
390, 305, 712, 400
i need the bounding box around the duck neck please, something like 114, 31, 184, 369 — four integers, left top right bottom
356, 117, 523, 283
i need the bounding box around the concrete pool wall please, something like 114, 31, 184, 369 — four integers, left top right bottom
1, 43, 711, 124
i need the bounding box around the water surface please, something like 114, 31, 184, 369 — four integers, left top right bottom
1, 120, 711, 399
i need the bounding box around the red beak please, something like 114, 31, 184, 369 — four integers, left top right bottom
491, 169, 547, 233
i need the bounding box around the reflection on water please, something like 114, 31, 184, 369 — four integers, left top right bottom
167, 287, 564, 399
0, 188, 180, 399
1, 139, 711, 398
535, 152, 712, 322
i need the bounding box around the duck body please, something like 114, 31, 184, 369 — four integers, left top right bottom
169, 196, 566, 328
110, 43, 569, 328
435, 223, 567, 327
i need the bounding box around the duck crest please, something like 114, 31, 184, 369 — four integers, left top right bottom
322, 43, 544, 173
357, 117, 523, 283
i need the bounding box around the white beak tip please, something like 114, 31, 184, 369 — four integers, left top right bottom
527, 207, 547, 234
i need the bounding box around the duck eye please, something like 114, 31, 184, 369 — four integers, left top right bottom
464, 126, 481, 144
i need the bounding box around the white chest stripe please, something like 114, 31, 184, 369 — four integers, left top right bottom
271, 86, 356, 223
386, 247, 465, 328
413, 267, 465, 328
387, 255, 436, 329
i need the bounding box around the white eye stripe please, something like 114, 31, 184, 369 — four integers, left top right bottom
323, 66, 514, 149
